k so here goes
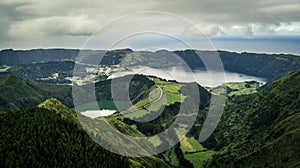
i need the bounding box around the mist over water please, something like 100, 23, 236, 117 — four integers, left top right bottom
109, 66, 267, 87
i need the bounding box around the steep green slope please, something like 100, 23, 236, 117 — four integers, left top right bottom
120, 80, 212, 167
2, 62, 299, 167
218, 51, 300, 79
0, 75, 72, 112
0, 98, 170, 168
0, 99, 129, 168
204, 69, 300, 167
0, 74, 154, 113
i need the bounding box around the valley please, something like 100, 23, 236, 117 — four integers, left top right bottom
0, 49, 299, 167
1, 0, 300, 167
1, 49, 299, 85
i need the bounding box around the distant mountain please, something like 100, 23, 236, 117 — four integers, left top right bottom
0, 49, 79, 65
0, 98, 169, 168
6, 61, 75, 84
1, 49, 300, 82
0, 48, 133, 65
174, 50, 300, 79
203, 68, 300, 167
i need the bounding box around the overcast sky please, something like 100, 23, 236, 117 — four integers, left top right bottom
1, 0, 300, 54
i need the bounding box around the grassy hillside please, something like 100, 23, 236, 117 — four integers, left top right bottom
204, 69, 300, 167
122, 77, 185, 119
211, 81, 262, 96
120, 78, 212, 167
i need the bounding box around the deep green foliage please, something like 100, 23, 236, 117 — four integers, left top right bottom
0, 74, 154, 113
1, 49, 300, 167
0, 75, 72, 112
0, 99, 131, 168
204, 69, 300, 167
0, 98, 170, 168
174, 143, 194, 168
78, 74, 155, 105
218, 51, 300, 79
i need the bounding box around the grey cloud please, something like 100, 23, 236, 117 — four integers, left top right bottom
186, 25, 226, 37
160, 0, 300, 23
4, 0, 300, 24
8, 16, 99, 39
244, 26, 254, 39
0, 1, 39, 46
0, 0, 300, 49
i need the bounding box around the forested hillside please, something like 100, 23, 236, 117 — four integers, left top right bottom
0, 75, 72, 112
1, 57, 300, 167
0, 98, 170, 168
203, 69, 300, 167
0, 74, 154, 112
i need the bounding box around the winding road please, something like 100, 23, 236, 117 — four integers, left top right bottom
120, 86, 164, 115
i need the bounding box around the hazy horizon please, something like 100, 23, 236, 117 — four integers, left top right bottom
1, 1, 300, 55
2, 40, 300, 56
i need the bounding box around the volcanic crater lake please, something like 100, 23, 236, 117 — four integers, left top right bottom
81, 66, 267, 118
109, 66, 267, 87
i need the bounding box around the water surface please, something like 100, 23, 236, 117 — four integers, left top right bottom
81, 109, 116, 118
109, 66, 267, 87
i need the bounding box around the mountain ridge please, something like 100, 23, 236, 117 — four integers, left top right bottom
1, 48, 299, 80
0, 98, 171, 168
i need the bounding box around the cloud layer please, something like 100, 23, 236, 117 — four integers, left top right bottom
0, 0, 300, 49
8, 16, 98, 39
